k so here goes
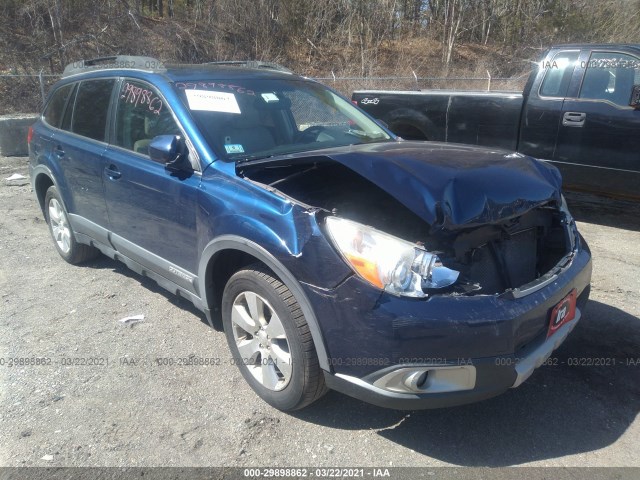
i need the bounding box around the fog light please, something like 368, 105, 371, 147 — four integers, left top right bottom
371, 365, 476, 394
403, 370, 429, 391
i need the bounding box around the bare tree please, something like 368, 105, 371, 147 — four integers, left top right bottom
1, 0, 638, 83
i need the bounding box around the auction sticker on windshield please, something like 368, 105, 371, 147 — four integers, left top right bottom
185, 90, 241, 114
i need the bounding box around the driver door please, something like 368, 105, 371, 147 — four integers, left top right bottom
103, 78, 200, 288
554, 50, 640, 197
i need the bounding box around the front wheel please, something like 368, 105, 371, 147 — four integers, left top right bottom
222, 265, 327, 410
44, 186, 99, 264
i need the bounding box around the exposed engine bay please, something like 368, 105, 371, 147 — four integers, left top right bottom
241, 159, 572, 296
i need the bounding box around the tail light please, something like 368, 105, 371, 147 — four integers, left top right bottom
27, 126, 34, 145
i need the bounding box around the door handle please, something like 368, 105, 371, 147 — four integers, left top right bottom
53, 145, 65, 158
105, 164, 122, 180
562, 112, 586, 127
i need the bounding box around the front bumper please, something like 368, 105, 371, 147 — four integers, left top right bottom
323, 307, 584, 409
304, 236, 592, 409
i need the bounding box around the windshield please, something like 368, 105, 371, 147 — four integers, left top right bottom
174, 78, 393, 161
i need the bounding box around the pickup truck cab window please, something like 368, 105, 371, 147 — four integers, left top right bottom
579, 52, 640, 106
539, 51, 580, 98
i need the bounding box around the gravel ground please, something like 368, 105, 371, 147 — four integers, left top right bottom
1, 155, 639, 469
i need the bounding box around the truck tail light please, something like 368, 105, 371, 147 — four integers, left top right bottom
27, 126, 34, 145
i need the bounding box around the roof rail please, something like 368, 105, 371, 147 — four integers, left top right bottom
62, 56, 165, 78
204, 60, 292, 74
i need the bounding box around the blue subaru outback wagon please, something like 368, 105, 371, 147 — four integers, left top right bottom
29, 56, 592, 411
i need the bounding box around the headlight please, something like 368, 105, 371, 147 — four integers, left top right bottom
325, 217, 459, 297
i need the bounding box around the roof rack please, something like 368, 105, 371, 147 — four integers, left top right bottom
62, 56, 165, 78
203, 61, 292, 74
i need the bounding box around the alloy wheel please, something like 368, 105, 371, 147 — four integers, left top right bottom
231, 291, 292, 391
48, 198, 72, 254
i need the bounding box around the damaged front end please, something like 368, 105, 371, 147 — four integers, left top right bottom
240, 143, 577, 300
237, 142, 591, 409
432, 197, 577, 298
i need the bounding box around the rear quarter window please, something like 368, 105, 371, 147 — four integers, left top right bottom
60, 84, 77, 131
43, 84, 74, 128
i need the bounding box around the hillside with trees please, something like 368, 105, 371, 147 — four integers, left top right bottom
1, 0, 639, 111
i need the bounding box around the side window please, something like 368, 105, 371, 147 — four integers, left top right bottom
72, 79, 115, 141
115, 80, 179, 156
539, 51, 580, 97
580, 52, 640, 106
43, 84, 74, 128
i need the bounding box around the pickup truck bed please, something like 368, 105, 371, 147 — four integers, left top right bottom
354, 90, 523, 150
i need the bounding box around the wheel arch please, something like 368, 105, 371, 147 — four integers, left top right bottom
198, 235, 331, 372
385, 107, 440, 141
391, 122, 429, 141
32, 166, 57, 214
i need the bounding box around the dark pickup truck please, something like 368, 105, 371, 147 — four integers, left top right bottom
353, 44, 640, 199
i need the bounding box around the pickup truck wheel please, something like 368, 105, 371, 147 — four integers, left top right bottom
44, 186, 99, 264
222, 265, 327, 411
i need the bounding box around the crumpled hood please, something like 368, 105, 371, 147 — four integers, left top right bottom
318, 141, 563, 230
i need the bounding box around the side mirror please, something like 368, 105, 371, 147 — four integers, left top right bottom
630, 85, 640, 109
149, 135, 190, 171
376, 118, 390, 129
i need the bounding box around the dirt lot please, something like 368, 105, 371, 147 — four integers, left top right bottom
1, 154, 639, 469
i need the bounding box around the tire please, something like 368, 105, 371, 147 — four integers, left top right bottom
222, 264, 327, 411
44, 186, 100, 264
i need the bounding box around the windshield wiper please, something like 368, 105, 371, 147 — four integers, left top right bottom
235, 153, 278, 163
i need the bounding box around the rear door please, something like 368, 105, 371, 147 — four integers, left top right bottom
51, 78, 115, 240
102, 78, 200, 287
33, 83, 75, 168
554, 49, 640, 197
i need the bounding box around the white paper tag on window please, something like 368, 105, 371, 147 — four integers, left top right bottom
224, 144, 245, 154
185, 90, 241, 114
261, 93, 279, 103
